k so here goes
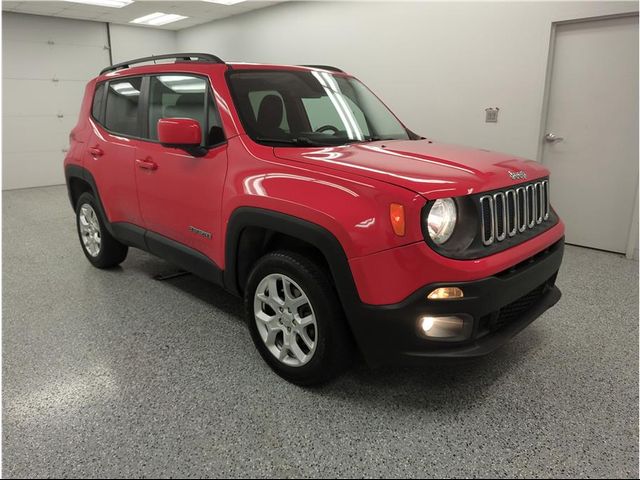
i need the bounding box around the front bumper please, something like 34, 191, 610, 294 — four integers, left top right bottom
347, 238, 564, 366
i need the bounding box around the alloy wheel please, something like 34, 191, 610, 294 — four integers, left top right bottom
78, 204, 101, 257
253, 273, 318, 367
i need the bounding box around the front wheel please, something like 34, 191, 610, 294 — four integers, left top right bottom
245, 251, 352, 385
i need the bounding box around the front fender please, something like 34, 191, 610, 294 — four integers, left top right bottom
222, 136, 425, 260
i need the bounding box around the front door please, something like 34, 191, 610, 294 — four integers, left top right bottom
135, 74, 228, 266
541, 15, 638, 253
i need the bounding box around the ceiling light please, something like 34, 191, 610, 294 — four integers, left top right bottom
64, 0, 133, 7
130, 12, 188, 26
201, 0, 247, 5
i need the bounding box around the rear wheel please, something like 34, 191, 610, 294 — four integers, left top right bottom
75, 192, 128, 268
245, 251, 352, 385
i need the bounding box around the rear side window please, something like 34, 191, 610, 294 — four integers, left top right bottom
104, 77, 142, 137
92, 83, 105, 123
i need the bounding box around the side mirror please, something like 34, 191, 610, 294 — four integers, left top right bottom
157, 118, 207, 157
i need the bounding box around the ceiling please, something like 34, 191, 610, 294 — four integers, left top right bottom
1, 1, 285, 30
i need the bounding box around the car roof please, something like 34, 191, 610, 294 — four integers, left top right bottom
95, 53, 348, 82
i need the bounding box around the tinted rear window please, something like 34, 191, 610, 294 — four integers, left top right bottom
104, 77, 142, 137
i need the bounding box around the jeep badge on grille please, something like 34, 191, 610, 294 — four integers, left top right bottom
508, 170, 527, 180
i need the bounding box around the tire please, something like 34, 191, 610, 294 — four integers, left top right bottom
245, 250, 353, 386
75, 192, 128, 268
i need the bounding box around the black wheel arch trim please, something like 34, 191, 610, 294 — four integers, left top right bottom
225, 207, 372, 356
224, 207, 362, 308
65, 164, 117, 238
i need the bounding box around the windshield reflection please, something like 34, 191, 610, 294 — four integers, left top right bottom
227, 69, 413, 147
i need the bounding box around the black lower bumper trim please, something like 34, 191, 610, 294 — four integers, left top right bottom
402, 285, 561, 361
345, 238, 564, 367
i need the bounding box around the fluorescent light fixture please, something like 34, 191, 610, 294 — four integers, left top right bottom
130, 12, 188, 26
201, 0, 247, 5
64, 0, 133, 7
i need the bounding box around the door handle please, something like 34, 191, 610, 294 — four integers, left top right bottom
136, 158, 158, 171
88, 146, 104, 157
544, 133, 564, 143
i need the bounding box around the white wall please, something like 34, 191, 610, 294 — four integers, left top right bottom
2, 13, 177, 190
177, 0, 638, 161
2, 12, 111, 190
108, 24, 177, 64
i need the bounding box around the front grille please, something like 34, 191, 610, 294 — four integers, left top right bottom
480, 179, 550, 246
493, 282, 547, 330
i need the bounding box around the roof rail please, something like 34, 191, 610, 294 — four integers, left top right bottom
100, 53, 225, 75
301, 64, 344, 73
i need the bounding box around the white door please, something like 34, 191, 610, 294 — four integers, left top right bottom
2, 12, 111, 190
542, 15, 638, 253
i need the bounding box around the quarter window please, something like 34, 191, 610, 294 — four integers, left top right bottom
104, 77, 142, 137
91, 83, 105, 123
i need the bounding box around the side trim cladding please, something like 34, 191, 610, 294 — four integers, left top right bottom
145, 230, 223, 285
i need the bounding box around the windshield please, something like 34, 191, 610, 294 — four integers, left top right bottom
227, 69, 411, 146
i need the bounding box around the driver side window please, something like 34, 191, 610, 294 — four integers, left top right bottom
148, 74, 225, 146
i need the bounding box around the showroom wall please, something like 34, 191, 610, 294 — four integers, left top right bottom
177, 0, 638, 161
1, 13, 177, 190
109, 24, 176, 65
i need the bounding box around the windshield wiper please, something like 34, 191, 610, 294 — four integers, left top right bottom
255, 136, 325, 147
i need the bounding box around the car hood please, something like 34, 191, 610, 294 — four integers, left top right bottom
273, 139, 549, 199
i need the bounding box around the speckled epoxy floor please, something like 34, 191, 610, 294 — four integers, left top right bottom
2, 185, 638, 478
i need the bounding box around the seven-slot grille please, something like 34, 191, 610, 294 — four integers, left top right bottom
479, 179, 550, 246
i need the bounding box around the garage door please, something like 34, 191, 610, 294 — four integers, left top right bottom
2, 12, 111, 190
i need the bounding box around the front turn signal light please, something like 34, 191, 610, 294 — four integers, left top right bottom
427, 287, 464, 300
389, 203, 405, 236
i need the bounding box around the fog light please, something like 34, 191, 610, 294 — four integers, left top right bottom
420, 316, 435, 333
427, 287, 464, 300
418, 314, 472, 341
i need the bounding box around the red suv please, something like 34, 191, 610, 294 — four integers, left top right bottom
65, 53, 564, 385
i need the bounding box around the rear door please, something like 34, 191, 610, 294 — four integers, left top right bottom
88, 77, 143, 226
134, 73, 228, 265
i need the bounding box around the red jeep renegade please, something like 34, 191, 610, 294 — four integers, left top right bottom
64, 53, 564, 385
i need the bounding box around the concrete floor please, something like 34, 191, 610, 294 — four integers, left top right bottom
2, 185, 638, 478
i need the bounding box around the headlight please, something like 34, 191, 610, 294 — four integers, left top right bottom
427, 198, 457, 245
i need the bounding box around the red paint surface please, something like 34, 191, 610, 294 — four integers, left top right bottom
65, 62, 562, 305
